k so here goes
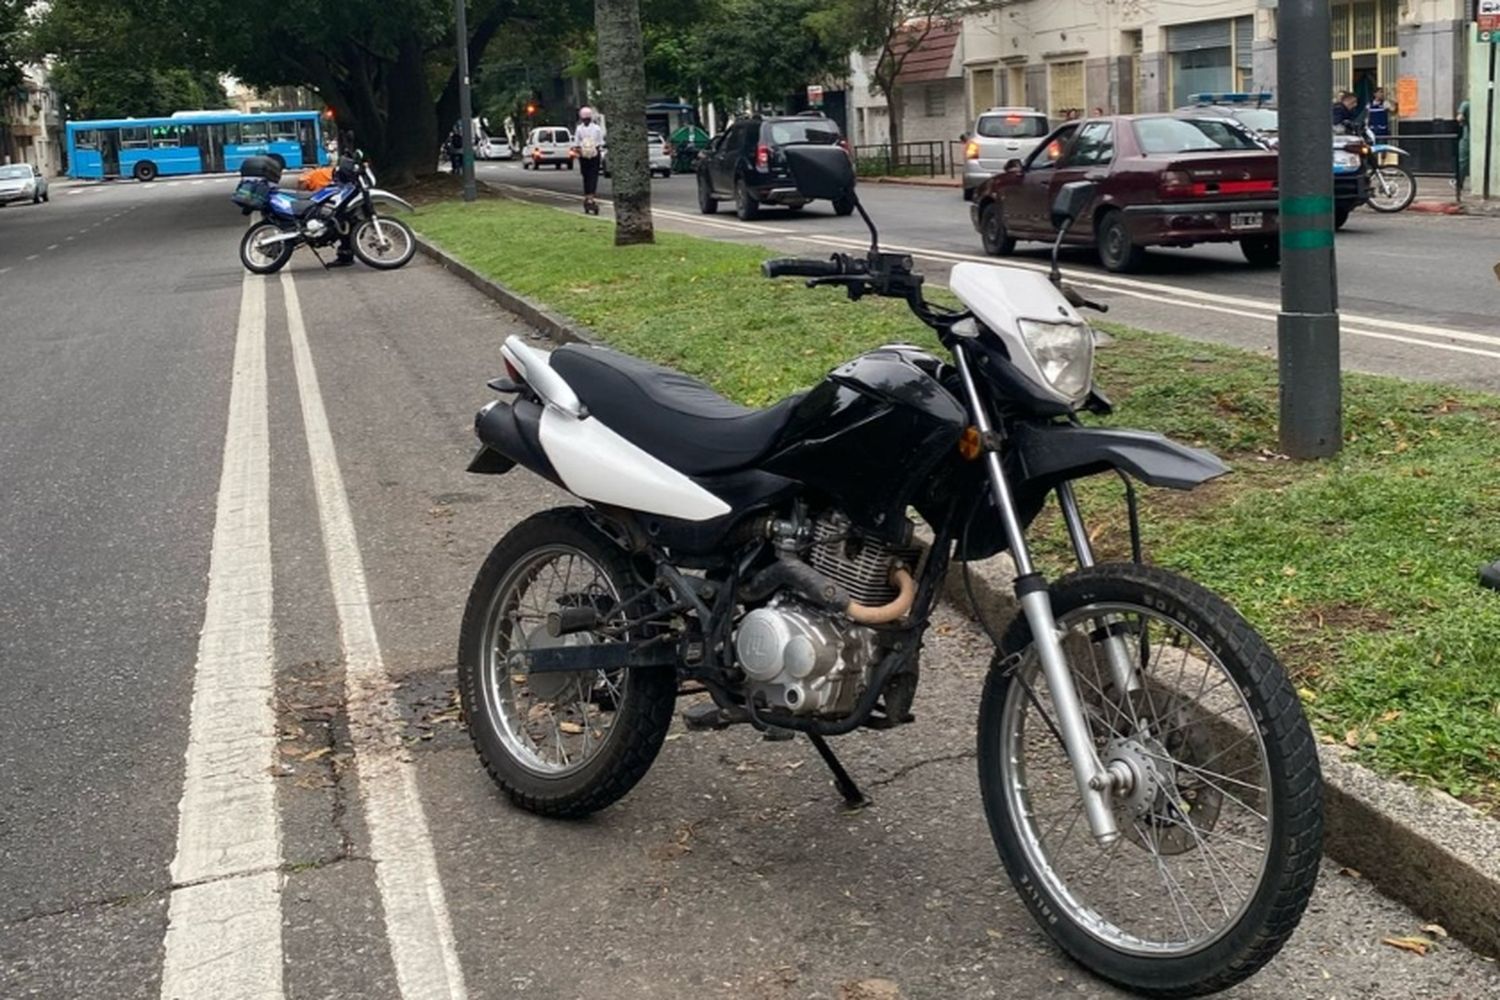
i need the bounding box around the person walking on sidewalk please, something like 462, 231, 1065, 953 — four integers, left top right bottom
1456, 99, 1471, 195
573, 106, 606, 215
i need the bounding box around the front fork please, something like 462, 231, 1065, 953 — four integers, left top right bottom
953, 345, 1135, 845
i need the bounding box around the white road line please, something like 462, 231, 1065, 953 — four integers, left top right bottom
45, 244, 58, 251
25, 254, 38, 261
160, 273, 283, 1000
281, 273, 469, 1000
793, 233, 1500, 359
0, 267, 10, 275
67, 188, 83, 195
64, 235, 74, 241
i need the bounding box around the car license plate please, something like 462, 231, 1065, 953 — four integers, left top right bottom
1230, 211, 1263, 230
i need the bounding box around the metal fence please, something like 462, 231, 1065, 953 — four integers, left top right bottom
1389, 127, 1462, 177
851, 141, 950, 178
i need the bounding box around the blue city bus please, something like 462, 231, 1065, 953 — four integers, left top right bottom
65, 110, 331, 181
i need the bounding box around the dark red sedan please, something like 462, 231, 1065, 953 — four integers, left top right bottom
968, 114, 1281, 272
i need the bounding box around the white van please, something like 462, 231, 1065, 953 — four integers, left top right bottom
522, 127, 574, 170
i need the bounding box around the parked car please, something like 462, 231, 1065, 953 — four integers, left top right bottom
961, 107, 1051, 201
0, 163, 49, 205
969, 114, 1281, 272
603, 132, 673, 179
1174, 93, 1368, 229
697, 113, 852, 220
522, 127, 574, 170
478, 135, 514, 161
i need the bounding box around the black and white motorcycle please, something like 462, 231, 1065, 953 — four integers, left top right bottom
458, 145, 1322, 996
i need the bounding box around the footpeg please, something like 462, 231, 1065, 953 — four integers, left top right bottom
681, 702, 750, 731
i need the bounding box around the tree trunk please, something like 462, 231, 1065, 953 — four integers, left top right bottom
381, 37, 438, 185
884, 81, 903, 164
594, 0, 653, 245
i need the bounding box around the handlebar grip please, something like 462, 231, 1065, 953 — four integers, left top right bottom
762, 257, 843, 279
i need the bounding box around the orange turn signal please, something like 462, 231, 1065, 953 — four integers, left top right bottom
958, 426, 983, 461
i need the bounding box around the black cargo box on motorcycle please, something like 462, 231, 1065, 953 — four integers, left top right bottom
239, 155, 284, 183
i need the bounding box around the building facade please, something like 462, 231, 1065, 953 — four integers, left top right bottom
959, 1, 1467, 129
847, 20, 970, 151
1, 67, 65, 176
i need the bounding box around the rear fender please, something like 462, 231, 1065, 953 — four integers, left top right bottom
1010, 422, 1229, 492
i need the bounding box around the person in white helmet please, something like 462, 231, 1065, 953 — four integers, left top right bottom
573, 106, 606, 215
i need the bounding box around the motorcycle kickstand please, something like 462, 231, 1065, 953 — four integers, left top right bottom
307, 243, 329, 269
806, 733, 868, 809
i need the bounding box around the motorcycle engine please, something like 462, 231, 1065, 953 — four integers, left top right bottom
735, 599, 875, 716
733, 512, 920, 717
304, 218, 329, 239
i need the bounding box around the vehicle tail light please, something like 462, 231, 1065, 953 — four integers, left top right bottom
504, 357, 523, 383
756, 142, 770, 169
964, 139, 980, 160
1159, 170, 1193, 198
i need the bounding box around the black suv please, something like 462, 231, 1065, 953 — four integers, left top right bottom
697, 114, 854, 220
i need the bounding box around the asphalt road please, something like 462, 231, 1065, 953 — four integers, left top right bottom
478, 159, 1500, 393
2, 178, 1498, 999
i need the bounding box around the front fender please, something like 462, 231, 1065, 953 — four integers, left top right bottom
366, 188, 415, 212
1010, 423, 1230, 492
1371, 143, 1407, 157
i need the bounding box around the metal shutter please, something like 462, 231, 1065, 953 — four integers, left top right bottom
1167, 20, 1233, 53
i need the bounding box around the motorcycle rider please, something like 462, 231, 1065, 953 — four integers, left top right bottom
573, 106, 605, 215
1332, 91, 1360, 133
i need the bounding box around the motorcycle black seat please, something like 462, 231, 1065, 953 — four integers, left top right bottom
550, 344, 803, 475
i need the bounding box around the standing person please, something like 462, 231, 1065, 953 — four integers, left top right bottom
446, 127, 463, 173
1367, 87, 1393, 138
1456, 99, 1471, 195
573, 106, 606, 215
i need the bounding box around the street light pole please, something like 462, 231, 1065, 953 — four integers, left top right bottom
1276, 0, 1342, 459
454, 0, 477, 203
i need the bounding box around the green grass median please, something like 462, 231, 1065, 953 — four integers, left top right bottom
416, 197, 1500, 808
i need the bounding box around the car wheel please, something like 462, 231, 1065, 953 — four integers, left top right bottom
979, 202, 1017, 256
1334, 205, 1352, 230
1095, 210, 1144, 273
1240, 235, 1281, 267
832, 195, 855, 217
697, 173, 719, 215
734, 178, 760, 221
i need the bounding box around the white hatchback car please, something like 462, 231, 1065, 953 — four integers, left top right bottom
603, 132, 673, 179
0, 163, 49, 205
478, 135, 513, 160
962, 107, 1051, 201
523, 127, 575, 170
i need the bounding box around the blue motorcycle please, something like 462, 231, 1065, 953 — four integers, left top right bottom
231, 151, 416, 274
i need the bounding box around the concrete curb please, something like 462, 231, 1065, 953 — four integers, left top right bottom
1409, 200, 1465, 215
945, 552, 1500, 958
866, 175, 962, 190
415, 220, 1500, 959
413, 235, 600, 347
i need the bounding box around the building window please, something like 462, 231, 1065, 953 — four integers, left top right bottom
1048, 60, 1084, 119
1166, 16, 1253, 107
924, 85, 947, 118
1331, 1, 1401, 110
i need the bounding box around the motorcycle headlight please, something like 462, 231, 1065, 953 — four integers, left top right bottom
1333, 150, 1361, 170
1017, 319, 1094, 403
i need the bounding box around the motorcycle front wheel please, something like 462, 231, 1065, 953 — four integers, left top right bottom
977, 563, 1321, 997
239, 220, 294, 274
1368, 165, 1416, 213
351, 215, 416, 270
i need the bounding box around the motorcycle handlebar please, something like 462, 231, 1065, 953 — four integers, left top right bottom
762, 257, 845, 279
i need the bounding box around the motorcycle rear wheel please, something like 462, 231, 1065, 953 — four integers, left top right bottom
458, 508, 676, 818
977, 563, 1321, 997
239, 221, 294, 274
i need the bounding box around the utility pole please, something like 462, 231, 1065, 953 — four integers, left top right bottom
454, 0, 477, 203
1276, 0, 1342, 459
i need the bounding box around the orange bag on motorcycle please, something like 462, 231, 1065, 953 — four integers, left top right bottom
300, 165, 335, 191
